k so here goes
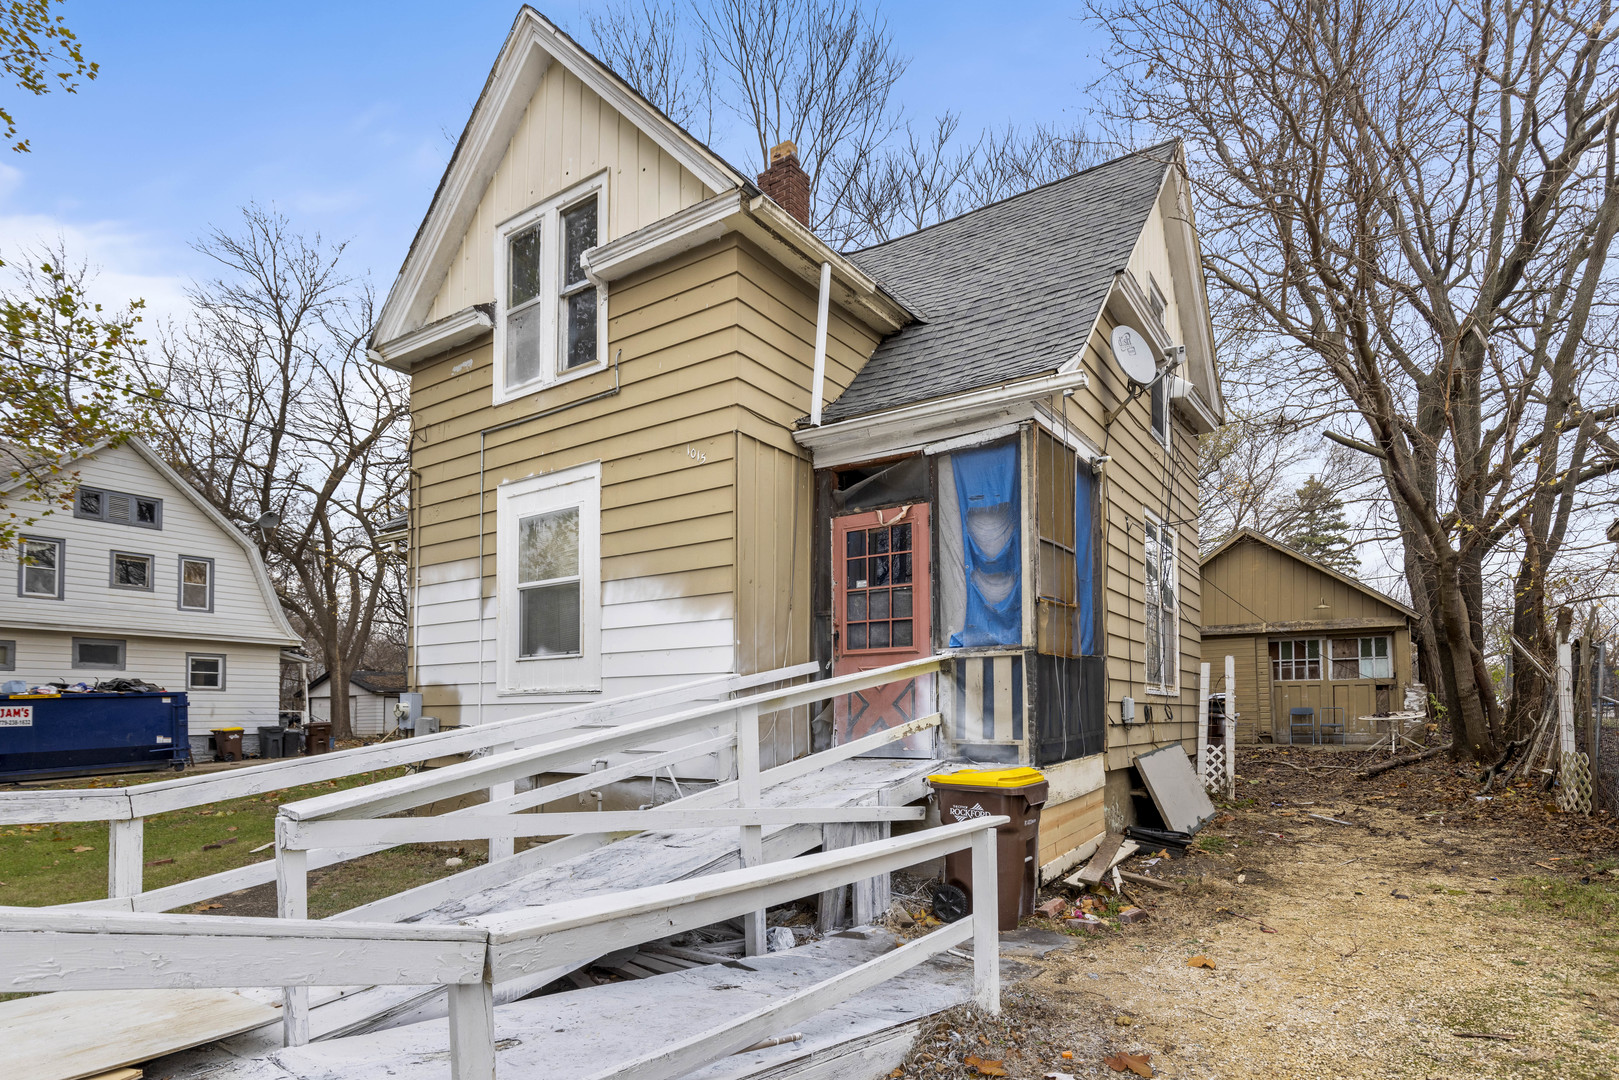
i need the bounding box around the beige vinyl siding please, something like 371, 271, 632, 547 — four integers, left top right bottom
1047, 312, 1204, 771
0, 442, 293, 646
427, 60, 714, 321
0, 629, 281, 737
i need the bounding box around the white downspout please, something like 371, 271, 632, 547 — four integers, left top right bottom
809, 261, 832, 425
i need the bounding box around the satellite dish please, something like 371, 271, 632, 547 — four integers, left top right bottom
1110, 324, 1158, 386
252, 511, 281, 533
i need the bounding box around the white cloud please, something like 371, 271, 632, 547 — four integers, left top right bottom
0, 207, 194, 330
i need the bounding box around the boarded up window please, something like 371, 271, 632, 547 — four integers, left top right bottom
1331, 635, 1391, 679
1035, 429, 1078, 656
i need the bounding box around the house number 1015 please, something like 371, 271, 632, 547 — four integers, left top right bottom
687, 446, 707, 463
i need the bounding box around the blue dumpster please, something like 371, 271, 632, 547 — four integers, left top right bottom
0, 691, 191, 782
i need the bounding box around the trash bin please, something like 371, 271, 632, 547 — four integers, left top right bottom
282, 727, 306, 756
304, 721, 333, 755
211, 726, 244, 763
257, 725, 285, 759
928, 767, 1049, 931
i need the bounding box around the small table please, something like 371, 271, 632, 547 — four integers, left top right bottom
1364, 711, 1427, 754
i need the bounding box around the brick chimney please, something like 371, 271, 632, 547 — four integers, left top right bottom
757, 140, 811, 227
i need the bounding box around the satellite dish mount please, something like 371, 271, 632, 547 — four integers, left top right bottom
1110, 324, 1159, 387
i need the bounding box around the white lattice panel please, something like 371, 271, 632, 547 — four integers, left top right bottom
1203, 745, 1227, 795
1559, 751, 1593, 815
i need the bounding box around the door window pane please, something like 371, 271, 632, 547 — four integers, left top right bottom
871, 555, 889, 585
893, 620, 913, 646
846, 531, 865, 557
868, 622, 890, 649
847, 558, 867, 588
847, 592, 867, 621
847, 623, 867, 650
893, 586, 912, 617
869, 589, 890, 620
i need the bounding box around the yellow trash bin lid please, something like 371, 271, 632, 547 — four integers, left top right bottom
211, 726, 244, 734
926, 766, 1045, 790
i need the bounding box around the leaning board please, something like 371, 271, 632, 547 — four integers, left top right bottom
1133, 744, 1217, 834
1, 988, 279, 1080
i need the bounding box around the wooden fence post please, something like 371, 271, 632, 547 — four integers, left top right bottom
275, 815, 310, 1047
735, 703, 766, 956
1224, 655, 1237, 798
448, 978, 497, 1080
970, 826, 999, 1013
108, 817, 143, 899
488, 743, 516, 863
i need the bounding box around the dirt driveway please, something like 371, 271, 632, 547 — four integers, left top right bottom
902, 746, 1619, 1080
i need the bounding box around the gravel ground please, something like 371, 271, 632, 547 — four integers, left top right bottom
894, 745, 1619, 1080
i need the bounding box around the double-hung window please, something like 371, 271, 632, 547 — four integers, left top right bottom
18, 537, 64, 599
494, 174, 607, 403
1143, 515, 1178, 692
187, 653, 226, 690
497, 461, 602, 693
178, 556, 214, 611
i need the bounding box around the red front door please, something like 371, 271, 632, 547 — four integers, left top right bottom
832, 505, 933, 757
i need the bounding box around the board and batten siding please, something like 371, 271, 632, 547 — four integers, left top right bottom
426, 59, 713, 323
1, 442, 294, 646
408, 232, 874, 729
1, 629, 282, 738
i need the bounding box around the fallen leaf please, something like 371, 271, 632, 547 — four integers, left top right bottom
889, 1069, 904, 1078
147, 857, 176, 867
1102, 1052, 1153, 1077
193, 903, 223, 912
71, 845, 92, 853
1187, 955, 1216, 969
1060, 1051, 1074, 1060
964, 1056, 1008, 1076
227, 826, 238, 832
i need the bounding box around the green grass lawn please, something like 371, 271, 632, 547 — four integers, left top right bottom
0, 766, 477, 916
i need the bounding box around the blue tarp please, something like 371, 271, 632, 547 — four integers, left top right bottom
1076, 464, 1097, 655
949, 442, 1022, 647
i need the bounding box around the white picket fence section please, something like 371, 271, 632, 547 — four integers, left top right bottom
1196, 658, 1236, 798
0, 664, 819, 913
0, 816, 1004, 1080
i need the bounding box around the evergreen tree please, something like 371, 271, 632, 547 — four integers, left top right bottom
1284, 476, 1359, 574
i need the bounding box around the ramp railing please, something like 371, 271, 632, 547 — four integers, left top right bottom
0, 817, 1002, 1080
0, 664, 817, 913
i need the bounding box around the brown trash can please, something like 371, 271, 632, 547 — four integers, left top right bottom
211, 726, 244, 763
304, 721, 333, 755
929, 767, 1049, 931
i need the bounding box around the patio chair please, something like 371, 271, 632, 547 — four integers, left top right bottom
1289, 707, 1316, 745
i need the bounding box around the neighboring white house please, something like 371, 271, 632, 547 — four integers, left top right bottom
307, 669, 405, 737
1, 437, 303, 757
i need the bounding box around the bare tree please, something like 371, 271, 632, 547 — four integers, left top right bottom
136, 206, 409, 741
584, 0, 715, 139
1092, 0, 1619, 760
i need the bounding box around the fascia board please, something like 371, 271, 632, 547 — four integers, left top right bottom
583, 191, 746, 282
795, 370, 1088, 468
370, 305, 494, 373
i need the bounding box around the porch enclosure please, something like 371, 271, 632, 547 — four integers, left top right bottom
812, 425, 1106, 768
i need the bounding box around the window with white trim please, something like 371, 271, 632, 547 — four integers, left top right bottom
178, 556, 214, 611
1143, 515, 1178, 692
496, 462, 602, 693
111, 551, 154, 591
187, 653, 226, 690
18, 536, 64, 599
494, 175, 607, 402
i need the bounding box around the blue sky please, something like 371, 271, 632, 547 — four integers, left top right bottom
0, 1, 1100, 322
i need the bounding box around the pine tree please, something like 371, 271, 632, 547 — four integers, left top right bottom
1284, 476, 1359, 574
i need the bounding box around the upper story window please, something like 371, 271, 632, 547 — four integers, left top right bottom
1143, 515, 1178, 693
1150, 375, 1170, 448
1147, 274, 1168, 330
76, 487, 162, 529
18, 537, 64, 599
178, 555, 214, 612
111, 551, 154, 591
494, 174, 608, 404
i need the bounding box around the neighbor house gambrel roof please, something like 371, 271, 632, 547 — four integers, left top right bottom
1201, 528, 1418, 622
826, 145, 1182, 423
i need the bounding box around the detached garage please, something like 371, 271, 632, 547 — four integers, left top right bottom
306, 669, 405, 737
1200, 530, 1418, 744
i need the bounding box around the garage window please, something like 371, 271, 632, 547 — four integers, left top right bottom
1269, 638, 1320, 681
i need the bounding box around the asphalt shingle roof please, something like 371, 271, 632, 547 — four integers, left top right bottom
826, 144, 1175, 423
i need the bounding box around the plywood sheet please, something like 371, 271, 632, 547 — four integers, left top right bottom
1, 988, 279, 1080
1133, 744, 1217, 834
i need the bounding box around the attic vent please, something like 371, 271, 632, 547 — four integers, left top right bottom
107, 493, 132, 522
73, 486, 163, 530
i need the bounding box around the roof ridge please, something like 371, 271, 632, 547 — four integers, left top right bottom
850, 138, 1179, 257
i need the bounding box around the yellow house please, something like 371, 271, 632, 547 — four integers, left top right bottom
1200, 530, 1418, 743
370, 7, 1224, 877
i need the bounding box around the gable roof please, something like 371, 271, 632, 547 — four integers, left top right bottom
1201, 528, 1418, 620
372, 6, 750, 348
823, 144, 1177, 423
309, 669, 407, 695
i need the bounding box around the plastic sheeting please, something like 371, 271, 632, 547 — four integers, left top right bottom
948, 441, 1022, 647
1076, 464, 1097, 655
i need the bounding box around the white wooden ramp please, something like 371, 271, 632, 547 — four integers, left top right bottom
150, 928, 1030, 1080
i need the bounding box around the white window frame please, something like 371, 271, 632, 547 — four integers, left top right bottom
178, 555, 215, 612
110, 550, 155, 592
492, 172, 609, 405
496, 461, 603, 694
18, 536, 65, 600
1143, 513, 1178, 694
187, 652, 227, 691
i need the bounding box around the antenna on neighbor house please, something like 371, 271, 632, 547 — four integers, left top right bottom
1109, 324, 1158, 386
250, 510, 281, 541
